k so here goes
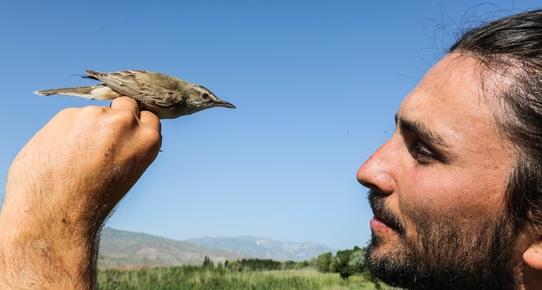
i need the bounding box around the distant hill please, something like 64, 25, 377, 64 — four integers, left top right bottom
186, 236, 334, 261
98, 227, 252, 269
98, 228, 335, 269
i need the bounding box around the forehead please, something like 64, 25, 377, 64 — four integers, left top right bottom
398, 54, 511, 161
402, 54, 488, 111
401, 54, 496, 133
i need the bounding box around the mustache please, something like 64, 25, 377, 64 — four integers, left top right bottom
368, 190, 405, 234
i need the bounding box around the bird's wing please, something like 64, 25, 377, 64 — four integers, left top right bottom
84, 70, 186, 108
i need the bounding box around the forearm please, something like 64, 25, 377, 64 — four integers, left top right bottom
0, 217, 99, 289
0, 160, 95, 288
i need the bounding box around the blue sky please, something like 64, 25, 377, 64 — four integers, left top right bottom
1, 1, 540, 251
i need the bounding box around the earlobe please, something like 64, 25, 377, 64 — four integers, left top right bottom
524, 236, 542, 270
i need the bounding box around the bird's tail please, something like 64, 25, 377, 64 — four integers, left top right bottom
34, 85, 120, 100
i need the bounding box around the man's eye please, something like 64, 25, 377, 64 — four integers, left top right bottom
413, 141, 436, 163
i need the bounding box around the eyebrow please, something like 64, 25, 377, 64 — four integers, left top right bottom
395, 114, 450, 148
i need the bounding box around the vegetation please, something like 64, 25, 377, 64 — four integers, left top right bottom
98, 266, 381, 290
316, 246, 382, 288
224, 258, 308, 272
315, 252, 333, 273
202, 256, 214, 269
98, 247, 385, 289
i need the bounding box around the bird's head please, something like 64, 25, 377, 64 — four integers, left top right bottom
155, 83, 236, 118
187, 85, 235, 111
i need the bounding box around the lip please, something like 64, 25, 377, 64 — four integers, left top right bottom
367, 190, 403, 234
370, 214, 397, 233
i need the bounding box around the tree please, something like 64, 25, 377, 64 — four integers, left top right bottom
295, 260, 309, 269
315, 252, 333, 273
348, 246, 366, 272
202, 256, 214, 269
226, 260, 242, 272
217, 261, 223, 269
331, 249, 355, 280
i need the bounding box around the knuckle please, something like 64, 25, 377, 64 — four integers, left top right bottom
80, 106, 107, 117
57, 107, 77, 116
108, 109, 138, 127
56, 107, 86, 120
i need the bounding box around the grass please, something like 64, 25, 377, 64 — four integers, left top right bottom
98, 266, 383, 290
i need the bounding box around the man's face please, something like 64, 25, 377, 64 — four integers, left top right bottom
356, 54, 520, 289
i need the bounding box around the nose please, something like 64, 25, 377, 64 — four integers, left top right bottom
356, 137, 397, 195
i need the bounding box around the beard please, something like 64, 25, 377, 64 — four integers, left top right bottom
365, 190, 520, 290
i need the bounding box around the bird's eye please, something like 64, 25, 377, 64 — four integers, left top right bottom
202, 93, 210, 100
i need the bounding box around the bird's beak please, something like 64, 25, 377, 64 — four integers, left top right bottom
216, 101, 236, 109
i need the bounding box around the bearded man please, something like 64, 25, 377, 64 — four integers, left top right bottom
357, 9, 542, 290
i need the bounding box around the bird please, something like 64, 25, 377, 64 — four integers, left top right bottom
34, 70, 235, 119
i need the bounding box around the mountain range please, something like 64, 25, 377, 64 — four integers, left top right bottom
187, 236, 334, 262
98, 227, 334, 269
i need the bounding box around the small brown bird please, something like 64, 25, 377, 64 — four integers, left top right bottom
34, 70, 235, 119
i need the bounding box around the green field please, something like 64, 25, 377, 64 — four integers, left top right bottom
98, 266, 384, 290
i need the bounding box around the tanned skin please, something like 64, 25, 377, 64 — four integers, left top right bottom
0, 97, 161, 289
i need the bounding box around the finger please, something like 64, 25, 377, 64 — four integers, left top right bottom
139, 110, 162, 151
109, 97, 140, 117
140, 110, 161, 133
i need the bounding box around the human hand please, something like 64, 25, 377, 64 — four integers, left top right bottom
0, 97, 161, 289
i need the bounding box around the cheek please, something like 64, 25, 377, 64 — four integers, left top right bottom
398, 167, 507, 222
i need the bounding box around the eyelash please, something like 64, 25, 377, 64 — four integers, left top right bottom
412, 140, 437, 164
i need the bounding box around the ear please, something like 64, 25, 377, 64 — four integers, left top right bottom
524, 235, 542, 270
